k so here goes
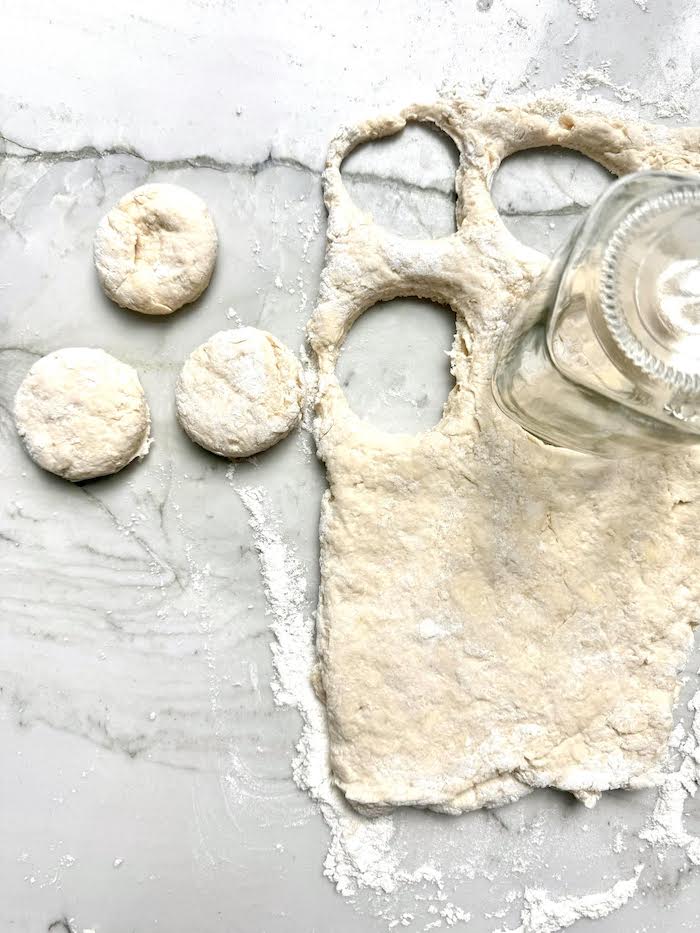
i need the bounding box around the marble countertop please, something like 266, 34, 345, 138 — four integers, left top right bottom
2, 1, 699, 931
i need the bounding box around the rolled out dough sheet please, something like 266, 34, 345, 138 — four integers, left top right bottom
307, 99, 700, 813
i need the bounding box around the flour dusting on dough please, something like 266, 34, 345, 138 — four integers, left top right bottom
309, 94, 700, 815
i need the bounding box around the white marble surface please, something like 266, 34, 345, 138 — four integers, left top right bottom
1, 1, 700, 931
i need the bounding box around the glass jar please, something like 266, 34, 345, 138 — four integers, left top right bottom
492, 171, 700, 457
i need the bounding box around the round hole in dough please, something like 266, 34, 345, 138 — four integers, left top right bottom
176, 328, 305, 459
14, 347, 152, 482
93, 183, 218, 315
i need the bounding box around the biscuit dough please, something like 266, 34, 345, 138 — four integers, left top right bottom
176, 328, 304, 458
94, 183, 217, 315
14, 347, 151, 482
307, 99, 700, 813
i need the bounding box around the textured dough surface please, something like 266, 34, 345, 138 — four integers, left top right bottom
14, 348, 151, 482
94, 183, 217, 315
307, 99, 700, 814
176, 327, 304, 458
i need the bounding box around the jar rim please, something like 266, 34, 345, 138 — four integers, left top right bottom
599, 184, 700, 395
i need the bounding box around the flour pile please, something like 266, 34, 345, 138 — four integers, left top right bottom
231, 479, 403, 898
498, 868, 642, 933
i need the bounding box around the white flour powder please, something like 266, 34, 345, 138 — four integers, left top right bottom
231, 479, 403, 898
542, 60, 691, 121
641, 674, 700, 865
498, 867, 642, 933
567, 0, 598, 21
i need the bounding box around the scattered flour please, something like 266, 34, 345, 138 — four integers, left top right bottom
418, 618, 461, 640
441, 903, 472, 926
640, 675, 700, 865
231, 479, 402, 896
556, 60, 690, 120
497, 867, 642, 933
567, 0, 598, 21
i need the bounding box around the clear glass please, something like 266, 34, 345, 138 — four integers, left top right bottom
493, 171, 700, 457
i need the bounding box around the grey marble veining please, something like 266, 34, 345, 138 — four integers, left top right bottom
1, 1, 700, 931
